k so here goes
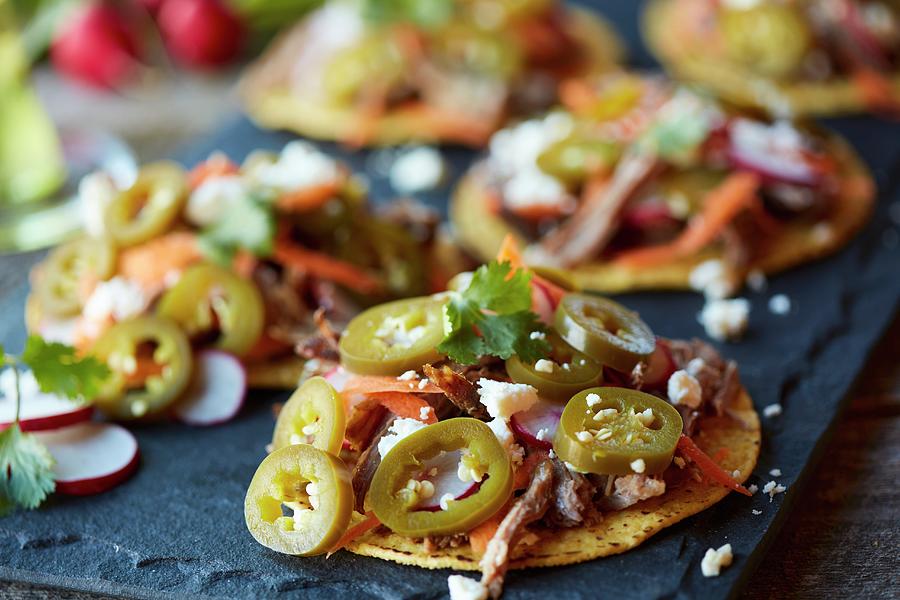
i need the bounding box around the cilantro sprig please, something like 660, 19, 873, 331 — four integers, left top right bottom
438, 261, 550, 365
198, 192, 276, 266
0, 337, 109, 515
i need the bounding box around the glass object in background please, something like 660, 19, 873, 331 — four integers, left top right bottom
0, 0, 65, 207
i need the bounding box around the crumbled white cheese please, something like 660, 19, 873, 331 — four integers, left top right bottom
686, 358, 706, 375
689, 259, 734, 300
535, 428, 549, 441
78, 171, 119, 237
593, 407, 619, 422
83, 277, 148, 324
763, 403, 782, 418
700, 544, 734, 577
667, 370, 702, 409
635, 408, 654, 427
476, 379, 538, 420
575, 431, 593, 443
502, 170, 573, 213
768, 294, 791, 316
533, 359, 555, 374
529, 331, 546, 341
486, 417, 524, 465
447, 575, 488, 600
419, 406, 433, 421
397, 370, 418, 381
751, 509, 762, 515
375, 316, 427, 349
488, 113, 573, 176
418, 379, 429, 390
762, 480, 787, 501
732, 470, 741, 479
251, 141, 339, 192
746, 269, 767, 292
630, 458, 646, 474
747, 484, 759, 495
585, 393, 601, 408
377, 418, 427, 459
186, 174, 247, 227
389, 147, 445, 193
769, 468, 782, 477
698, 298, 750, 341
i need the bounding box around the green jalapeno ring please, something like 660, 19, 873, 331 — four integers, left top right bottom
553, 387, 683, 476
272, 377, 346, 455
157, 262, 265, 357
104, 161, 187, 247
35, 236, 117, 317
339, 296, 445, 376
554, 294, 655, 373
244, 444, 354, 556
506, 333, 602, 402
91, 315, 193, 421
369, 418, 513, 537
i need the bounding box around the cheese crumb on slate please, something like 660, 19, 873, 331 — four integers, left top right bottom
763, 403, 783, 418
689, 259, 734, 299
762, 480, 787, 501
752, 509, 762, 515
769, 468, 782, 477
700, 544, 734, 577
698, 298, 750, 341
389, 147, 445, 193
447, 575, 488, 600
746, 269, 768, 292
747, 484, 759, 495
768, 294, 791, 315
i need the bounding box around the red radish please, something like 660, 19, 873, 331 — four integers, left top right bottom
157, 0, 244, 69
0, 371, 94, 432
642, 339, 677, 391
726, 119, 823, 187
415, 450, 481, 511
510, 401, 563, 450
620, 203, 679, 231
173, 350, 246, 426
324, 365, 351, 393
35, 422, 140, 495
135, 0, 165, 17
841, 0, 892, 70
531, 284, 555, 326
50, 2, 143, 89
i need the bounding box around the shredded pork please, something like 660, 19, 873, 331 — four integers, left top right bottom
423, 363, 490, 419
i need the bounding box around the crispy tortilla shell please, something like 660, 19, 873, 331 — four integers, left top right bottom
346, 389, 760, 570
643, 0, 900, 116
240, 8, 624, 146
450, 134, 874, 294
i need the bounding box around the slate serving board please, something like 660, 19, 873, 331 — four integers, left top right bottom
2, 2, 900, 598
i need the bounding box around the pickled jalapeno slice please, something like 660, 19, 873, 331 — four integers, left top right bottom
272, 377, 346, 455
104, 161, 188, 247
505, 334, 602, 402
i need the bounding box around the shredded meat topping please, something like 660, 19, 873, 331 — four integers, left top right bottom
423, 363, 489, 419
480, 459, 553, 599
547, 458, 600, 528
423, 533, 468, 553
599, 474, 666, 511
667, 337, 742, 416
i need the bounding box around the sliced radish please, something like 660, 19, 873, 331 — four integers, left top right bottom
510, 401, 563, 450
642, 339, 676, 391
35, 422, 139, 495
0, 370, 94, 432
620, 202, 679, 231
174, 350, 246, 426
324, 365, 351, 393
531, 284, 555, 326
727, 118, 822, 187
415, 449, 481, 512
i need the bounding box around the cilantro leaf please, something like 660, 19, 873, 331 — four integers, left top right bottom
20, 336, 109, 402
438, 261, 550, 365
638, 90, 714, 165
0, 424, 55, 514
198, 192, 275, 266
361, 0, 454, 28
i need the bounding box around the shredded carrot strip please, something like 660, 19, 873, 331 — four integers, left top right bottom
677, 434, 751, 497
852, 68, 900, 113
342, 375, 442, 396
468, 504, 509, 556
614, 172, 761, 267
272, 240, 383, 295
117, 231, 202, 293
367, 392, 438, 423
559, 78, 598, 113
188, 155, 239, 189
327, 511, 381, 557
232, 250, 257, 279
276, 181, 341, 213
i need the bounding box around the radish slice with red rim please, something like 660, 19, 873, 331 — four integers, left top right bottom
531, 284, 555, 326
414, 449, 481, 512
324, 365, 351, 393
727, 118, 823, 187
642, 339, 676, 391
510, 401, 563, 450
0, 370, 94, 432
173, 350, 246, 426
35, 422, 139, 495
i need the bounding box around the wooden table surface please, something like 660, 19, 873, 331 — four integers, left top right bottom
1, 72, 897, 599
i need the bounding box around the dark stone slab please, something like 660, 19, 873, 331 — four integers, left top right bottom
2, 2, 899, 598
